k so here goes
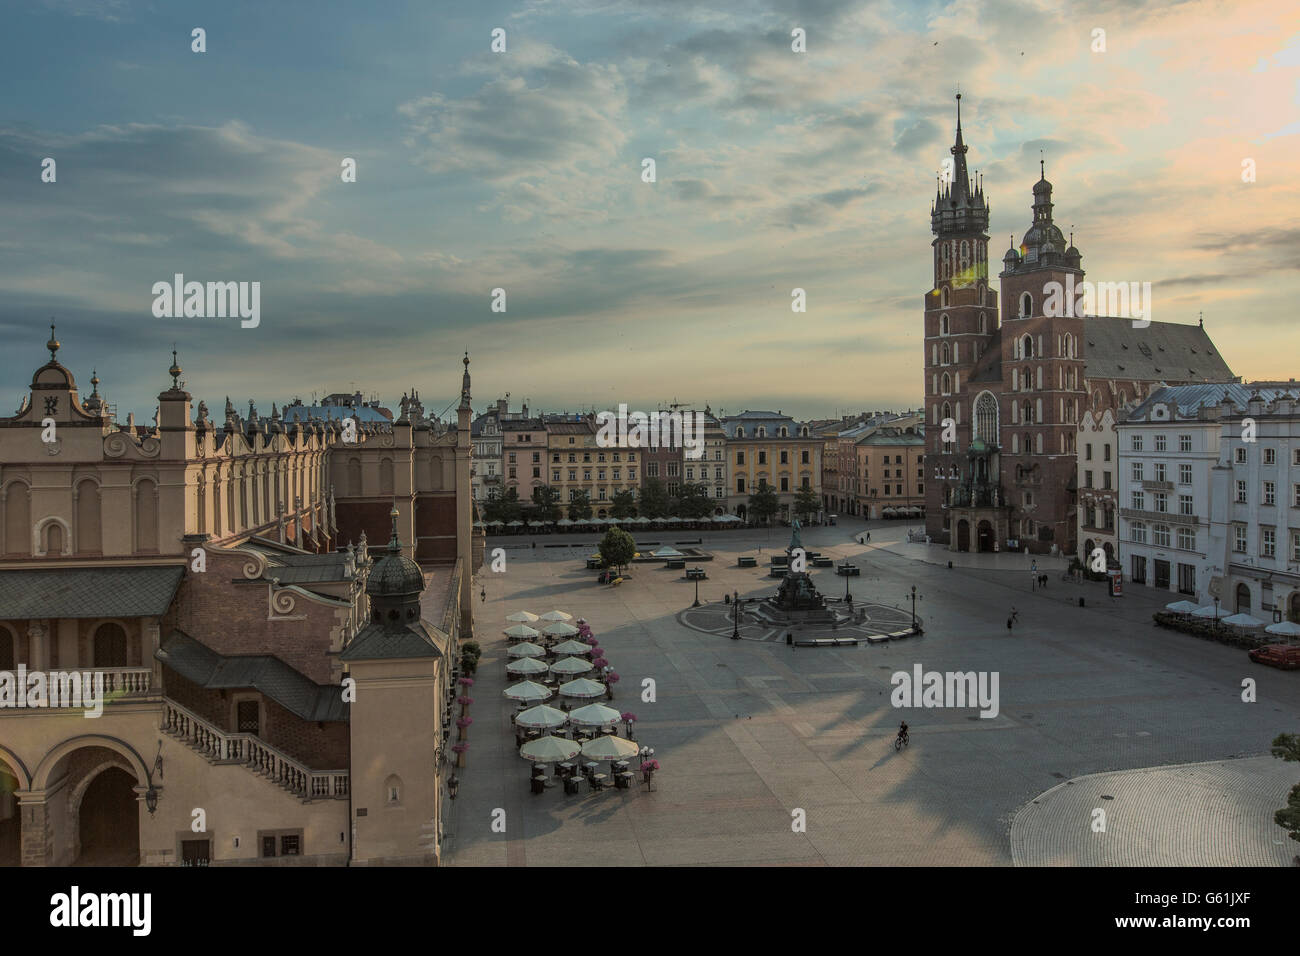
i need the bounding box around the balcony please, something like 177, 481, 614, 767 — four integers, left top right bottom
0, 666, 155, 709
1141, 480, 1173, 492
1120, 507, 1199, 527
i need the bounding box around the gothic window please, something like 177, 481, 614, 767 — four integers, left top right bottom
974, 392, 998, 445
1020, 292, 1033, 318
941, 287, 950, 307
940, 314, 950, 335
1021, 334, 1033, 359
941, 401, 952, 423
978, 312, 987, 333
941, 343, 950, 365
960, 241, 969, 271
1023, 433, 1031, 454
942, 373, 951, 395
1022, 400, 1032, 423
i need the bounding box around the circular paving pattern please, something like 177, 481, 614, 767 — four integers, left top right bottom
677, 599, 917, 642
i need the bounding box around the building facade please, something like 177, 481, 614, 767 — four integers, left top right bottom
721, 411, 821, 520
0, 331, 477, 867
856, 426, 926, 520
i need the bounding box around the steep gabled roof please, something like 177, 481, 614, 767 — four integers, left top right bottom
1083, 317, 1235, 383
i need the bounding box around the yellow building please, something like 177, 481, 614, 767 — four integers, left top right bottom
720, 412, 822, 520
545, 415, 639, 514
855, 426, 926, 520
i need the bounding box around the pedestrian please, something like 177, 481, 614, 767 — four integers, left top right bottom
866, 531, 871, 543
1011, 606, 1019, 624
1007, 617, 1012, 630
480, 587, 486, 603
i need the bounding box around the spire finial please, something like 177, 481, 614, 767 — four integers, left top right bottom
1199, 310, 1204, 328
1040, 149, 1045, 180
46, 321, 59, 361
955, 90, 961, 130
388, 502, 401, 552
169, 347, 182, 388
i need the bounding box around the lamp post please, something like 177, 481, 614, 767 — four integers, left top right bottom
843, 570, 852, 604
908, 585, 920, 631
692, 575, 701, 608
731, 590, 741, 639
1213, 595, 1220, 622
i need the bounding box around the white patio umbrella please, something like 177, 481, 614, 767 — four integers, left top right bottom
550, 656, 594, 676
520, 735, 581, 764
550, 639, 591, 656
504, 680, 552, 702
1164, 600, 1200, 614
1223, 613, 1265, 628
580, 734, 640, 761
507, 641, 547, 658
514, 704, 569, 730
1265, 620, 1300, 637
542, 621, 580, 638
1191, 605, 1222, 619
540, 610, 573, 622
506, 610, 539, 623
558, 677, 606, 699
503, 623, 541, 641
556, 517, 575, 527
567, 703, 622, 727
506, 657, 549, 676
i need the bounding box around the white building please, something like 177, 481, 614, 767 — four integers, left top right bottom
1208, 385, 1300, 623
1117, 385, 1236, 602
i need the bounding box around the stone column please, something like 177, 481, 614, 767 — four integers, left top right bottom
26, 620, 47, 671
17, 793, 52, 867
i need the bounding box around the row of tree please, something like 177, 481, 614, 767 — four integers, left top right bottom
478, 480, 823, 525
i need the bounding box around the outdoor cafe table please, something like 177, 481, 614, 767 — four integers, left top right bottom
591, 773, 607, 789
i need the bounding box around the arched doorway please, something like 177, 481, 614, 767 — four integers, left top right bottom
736, 504, 747, 521
977, 520, 994, 553
0, 760, 19, 866
1235, 583, 1251, 615
75, 767, 139, 866
1103, 541, 1115, 564
956, 519, 970, 552
1289, 591, 1300, 624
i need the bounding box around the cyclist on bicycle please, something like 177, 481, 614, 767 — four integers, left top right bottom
897, 720, 909, 741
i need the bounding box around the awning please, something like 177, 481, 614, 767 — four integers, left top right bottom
0, 565, 184, 620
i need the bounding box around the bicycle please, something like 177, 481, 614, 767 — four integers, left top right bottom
894, 731, 909, 751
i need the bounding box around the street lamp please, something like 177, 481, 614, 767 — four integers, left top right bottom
731, 590, 741, 639
843, 570, 852, 604
692, 574, 701, 608
1213, 595, 1220, 622
907, 585, 920, 631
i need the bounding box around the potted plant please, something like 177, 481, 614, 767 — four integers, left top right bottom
606, 672, 620, 700
456, 716, 473, 740
621, 712, 637, 738
451, 742, 469, 767
640, 757, 659, 790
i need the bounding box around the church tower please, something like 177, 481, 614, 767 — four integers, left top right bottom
996, 164, 1086, 554
924, 95, 998, 541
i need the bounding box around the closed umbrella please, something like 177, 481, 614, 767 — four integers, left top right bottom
506, 611, 539, 623
567, 703, 622, 727
507, 657, 549, 676
514, 705, 569, 730
580, 734, 640, 761
503, 623, 541, 641
507, 641, 546, 658
550, 639, 591, 656
558, 677, 606, 699
550, 656, 594, 676
504, 680, 552, 702
540, 610, 573, 622
520, 735, 581, 764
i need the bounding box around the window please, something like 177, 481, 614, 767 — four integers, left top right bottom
281, 835, 300, 856
1154, 462, 1166, 483
736, 477, 745, 493
1103, 472, 1112, 490
1103, 444, 1111, 462
1084, 470, 1093, 489
1264, 448, 1276, 465
1177, 527, 1195, 551
801, 450, 810, 465
1236, 480, 1247, 504
1132, 462, 1144, 482
758, 451, 767, 465
1234, 525, 1247, 553
1235, 447, 1247, 464
552, 471, 560, 482
1178, 562, 1196, 595
1179, 494, 1193, 516
1179, 434, 1192, 452
1131, 490, 1145, 510
1179, 464, 1192, 486
259, 829, 303, 858
736, 452, 745, 465
1153, 524, 1171, 548
1292, 531, 1300, 562
1262, 528, 1276, 558
1130, 521, 1147, 544
1294, 484, 1300, 507
1264, 481, 1275, 506
780, 477, 789, 492
780, 451, 788, 465
1132, 434, 1143, 451
1153, 492, 1168, 513
647, 462, 659, 477
1086, 445, 1093, 461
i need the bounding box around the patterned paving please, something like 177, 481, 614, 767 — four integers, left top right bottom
677, 601, 916, 643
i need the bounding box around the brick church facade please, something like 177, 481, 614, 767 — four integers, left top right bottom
923, 96, 1235, 555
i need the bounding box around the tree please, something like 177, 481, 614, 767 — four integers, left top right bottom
598, 527, 636, 574
794, 485, 820, 522
567, 490, 593, 521
640, 478, 672, 518
531, 485, 562, 523
748, 483, 779, 525
610, 489, 636, 519
677, 482, 713, 519
1272, 733, 1300, 845
481, 489, 505, 525
498, 487, 523, 524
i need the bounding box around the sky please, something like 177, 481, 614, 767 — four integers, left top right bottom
1, 0, 1297, 423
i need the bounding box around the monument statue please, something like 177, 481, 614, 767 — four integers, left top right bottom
787, 518, 803, 554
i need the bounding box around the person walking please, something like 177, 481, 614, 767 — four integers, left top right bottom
1010, 605, 1020, 625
